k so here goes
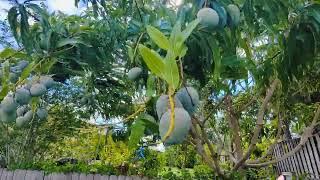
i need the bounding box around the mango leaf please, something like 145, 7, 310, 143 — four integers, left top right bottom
146, 75, 156, 97
138, 44, 165, 79
20, 61, 35, 80
179, 45, 188, 58
181, 18, 200, 43
42, 58, 57, 74
163, 57, 180, 90
8, 7, 19, 42
31, 97, 40, 111
169, 21, 183, 55
221, 55, 248, 80
169, 21, 182, 43
211, 40, 221, 80
0, 85, 9, 100
0, 48, 16, 59
239, 37, 252, 60
26, 3, 50, 31
146, 25, 170, 50
128, 118, 145, 150
127, 45, 134, 63
0, 62, 10, 100
140, 114, 158, 133
92, 0, 98, 18
19, 5, 32, 54
0, 48, 27, 60
56, 38, 92, 48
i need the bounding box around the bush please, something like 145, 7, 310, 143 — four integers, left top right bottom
129, 149, 165, 177
193, 165, 215, 179
7, 160, 117, 175
157, 167, 193, 180
164, 144, 199, 168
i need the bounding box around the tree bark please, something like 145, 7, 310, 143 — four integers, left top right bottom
225, 95, 243, 161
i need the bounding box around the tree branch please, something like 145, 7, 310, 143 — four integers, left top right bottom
246, 112, 283, 164
245, 105, 320, 168
202, 95, 227, 125
190, 118, 224, 177
225, 95, 243, 160
236, 96, 257, 112
233, 79, 280, 170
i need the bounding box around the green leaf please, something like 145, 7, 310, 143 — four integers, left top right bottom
40, 58, 57, 73
26, 3, 50, 30
140, 114, 158, 133
211, 40, 221, 80
0, 85, 9, 100
19, 5, 32, 54
0, 62, 10, 100
169, 21, 183, 55
146, 25, 170, 50
20, 61, 35, 80
221, 55, 248, 80
92, 0, 98, 18
56, 38, 92, 48
0, 48, 28, 60
0, 48, 16, 59
138, 44, 165, 79
169, 21, 182, 43
128, 118, 145, 150
127, 45, 134, 63
181, 19, 200, 43
8, 7, 19, 42
146, 75, 156, 97
163, 57, 180, 90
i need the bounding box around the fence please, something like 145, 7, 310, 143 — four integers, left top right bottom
273, 133, 320, 179
0, 169, 150, 180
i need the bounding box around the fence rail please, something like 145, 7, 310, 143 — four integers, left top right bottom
273, 132, 320, 179
0, 169, 150, 180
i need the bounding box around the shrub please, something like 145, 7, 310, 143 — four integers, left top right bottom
193, 165, 215, 179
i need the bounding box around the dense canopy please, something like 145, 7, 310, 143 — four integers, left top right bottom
0, 0, 320, 179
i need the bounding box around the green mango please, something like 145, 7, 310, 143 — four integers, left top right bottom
159, 108, 191, 145
1, 96, 18, 113
15, 88, 31, 105
226, 4, 241, 27
175, 86, 200, 115
30, 83, 47, 97
211, 2, 227, 28
156, 95, 183, 120
197, 8, 220, 30
128, 67, 142, 80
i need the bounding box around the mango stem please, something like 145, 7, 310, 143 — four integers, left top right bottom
162, 88, 175, 142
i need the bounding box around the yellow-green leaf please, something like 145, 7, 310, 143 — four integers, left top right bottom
138, 44, 165, 79
20, 61, 35, 80
163, 57, 180, 90
146, 25, 170, 50
0, 48, 15, 59
127, 45, 134, 63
